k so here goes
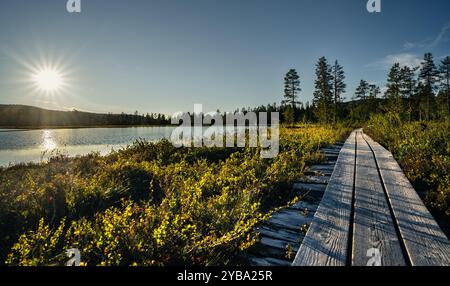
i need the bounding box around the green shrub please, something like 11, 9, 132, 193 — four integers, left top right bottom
1, 124, 350, 266
366, 115, 450, 215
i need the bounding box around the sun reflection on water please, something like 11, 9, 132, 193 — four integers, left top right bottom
41, 130, 57, 151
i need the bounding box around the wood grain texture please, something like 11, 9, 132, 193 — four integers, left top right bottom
292, 132, 356, 266
293, 130, 450, 266
352, 131, 406, 266
363, 134, 450, 266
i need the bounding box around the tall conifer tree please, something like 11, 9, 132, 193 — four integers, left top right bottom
331, 60, 346, 124
313, 57, 333, 123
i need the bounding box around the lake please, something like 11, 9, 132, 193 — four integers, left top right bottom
0, 127, 176, 167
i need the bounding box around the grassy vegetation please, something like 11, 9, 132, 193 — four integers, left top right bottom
0, 125, 351, 266
365, 114, 450, 216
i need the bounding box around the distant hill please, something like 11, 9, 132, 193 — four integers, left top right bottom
0, 105, 170, 128
0, 99, 388, 128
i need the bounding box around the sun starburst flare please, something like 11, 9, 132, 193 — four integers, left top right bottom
32, 68, 64, 93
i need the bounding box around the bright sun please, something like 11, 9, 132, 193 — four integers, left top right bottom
32, 68, 64, 93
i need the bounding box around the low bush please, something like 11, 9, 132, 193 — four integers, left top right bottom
1, 125, 350, 266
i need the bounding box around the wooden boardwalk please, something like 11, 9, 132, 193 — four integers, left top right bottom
293, 130, 450, 266
246, 143, 343, 266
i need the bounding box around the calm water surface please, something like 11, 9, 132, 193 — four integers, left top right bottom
0, 127, 175, 166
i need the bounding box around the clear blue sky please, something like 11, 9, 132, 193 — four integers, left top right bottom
0, 0, 449, 115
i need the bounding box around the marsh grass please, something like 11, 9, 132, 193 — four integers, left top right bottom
366, 114, 450, 217
0, 125, 350, 266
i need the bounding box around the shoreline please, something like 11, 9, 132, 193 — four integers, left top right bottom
0, 125, 174, 131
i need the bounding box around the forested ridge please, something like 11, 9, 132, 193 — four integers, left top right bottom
0, 105, 170, 128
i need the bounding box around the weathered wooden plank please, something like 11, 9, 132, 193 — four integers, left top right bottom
352, 131, 406, 266
363, 133, 450, 266
309, 165, 334, 176
293, 182, 327, 193
259, 236, 299, 252
288, 194, 323, 213
297, 175, 330, 185
268, 208, 311, 233
258, 226, 302, 244
292, 131, 356, 266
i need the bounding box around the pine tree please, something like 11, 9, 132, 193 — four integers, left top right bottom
313, 57, 333, 123
331, 60, 346, 124
282, 69, 301, 107
439, 56, 450, 116
418, 53, 438, 120
282, 69, 301, 126
385, 63, 403, 115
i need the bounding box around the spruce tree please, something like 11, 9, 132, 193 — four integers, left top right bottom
400, 66, 418, 121
418, 53, 438, 120
331, 60, 346, 124
385, 63, 403, 115
313, 57, 333, 123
